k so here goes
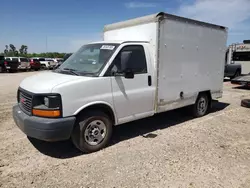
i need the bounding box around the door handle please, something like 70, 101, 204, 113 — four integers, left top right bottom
148, 75, 152, 86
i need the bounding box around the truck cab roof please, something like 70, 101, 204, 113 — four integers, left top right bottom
89, 41, 149, 45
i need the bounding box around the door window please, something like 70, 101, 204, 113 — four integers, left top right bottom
106, 45, 147, 75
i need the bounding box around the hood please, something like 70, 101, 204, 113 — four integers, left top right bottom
19, 72, 83, 93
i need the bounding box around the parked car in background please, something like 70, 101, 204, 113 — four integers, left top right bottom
29, 58, 41, 71
18, 57, 30, 71
53, 58, 64, 69
0, 56, 19, 73
31, 57, 56, 70
5, 57, 30, 71
0, 55, 5, 72
53, 53, 72, 69
45, 58, 57, 69
63, 53, 72, 62
32, 58, 47, 69
224, 63, 241, 79
53, 58, 64, 63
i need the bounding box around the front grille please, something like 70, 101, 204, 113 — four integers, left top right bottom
18, 90, 33, 114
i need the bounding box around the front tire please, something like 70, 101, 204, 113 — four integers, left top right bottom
193, 93, 209, 117
71, 111, 113, 153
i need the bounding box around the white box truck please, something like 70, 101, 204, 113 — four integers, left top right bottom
13, 12, 228, 153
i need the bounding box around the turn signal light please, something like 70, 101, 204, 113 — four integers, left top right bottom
32, 109, 60, 117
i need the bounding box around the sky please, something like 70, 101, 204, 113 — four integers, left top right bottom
1, 0, 250, 53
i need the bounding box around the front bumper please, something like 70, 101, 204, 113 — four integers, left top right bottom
5, 66, 18, 70
13, 104, 76, 141
18, 66, 30, 70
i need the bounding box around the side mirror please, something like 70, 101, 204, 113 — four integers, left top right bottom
124, 69, 134, 79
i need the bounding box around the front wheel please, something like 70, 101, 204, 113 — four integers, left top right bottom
193, 94, 209, 117
71, 111, 113, 153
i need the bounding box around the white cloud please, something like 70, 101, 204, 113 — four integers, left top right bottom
176, 0, 250, 29
125, 2, 157, 8
175, 0, 250, 43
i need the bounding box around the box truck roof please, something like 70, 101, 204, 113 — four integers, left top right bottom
104, 12, 227, 32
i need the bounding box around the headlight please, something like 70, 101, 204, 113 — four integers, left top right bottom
32, 94, 62, 118
44, 97, 49, 107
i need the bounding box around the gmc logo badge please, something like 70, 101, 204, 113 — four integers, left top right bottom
20, 98, 26, 104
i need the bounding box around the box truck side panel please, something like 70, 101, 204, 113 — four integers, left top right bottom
157, 17, 227, 113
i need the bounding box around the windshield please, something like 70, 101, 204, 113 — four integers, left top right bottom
20, 58, 28, 62
39, 58, 46, 61
58, 43, 119, 76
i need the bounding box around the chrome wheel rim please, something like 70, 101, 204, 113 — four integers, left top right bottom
198, 97, 207, 115
84, 120, 107, 146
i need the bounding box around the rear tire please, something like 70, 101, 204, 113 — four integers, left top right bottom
193, 93, 209, 117
71, 111, 113, 153
241, 99, 250, 108
0, 66, 3, 73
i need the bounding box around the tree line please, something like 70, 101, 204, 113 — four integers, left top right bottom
0, 44, 67, 58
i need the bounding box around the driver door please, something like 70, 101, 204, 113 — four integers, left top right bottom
106, 45, 154, 124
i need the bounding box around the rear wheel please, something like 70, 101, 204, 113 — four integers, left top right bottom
71, 111, 113, 153
193, 93, 210, 117
241, 99, 250, 108
0, 66, 3, 73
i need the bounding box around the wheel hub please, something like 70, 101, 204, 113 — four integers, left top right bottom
198, 97, 207, 114
90, 127, 100, 136
84, 120, 107, 146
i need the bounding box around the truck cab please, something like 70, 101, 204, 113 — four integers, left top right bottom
13, 41, 155, 152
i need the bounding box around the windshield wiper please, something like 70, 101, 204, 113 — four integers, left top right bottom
61, 68, 80, 76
